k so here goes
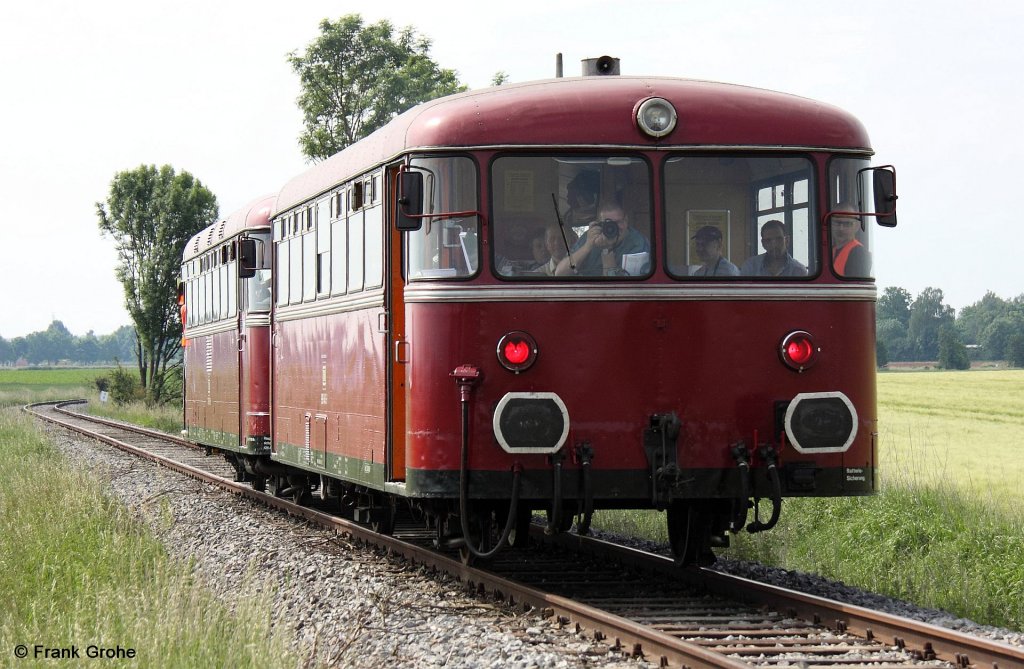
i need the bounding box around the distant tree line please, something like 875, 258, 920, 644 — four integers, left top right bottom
0, 321, 137, 366
877, 287, 1024, 369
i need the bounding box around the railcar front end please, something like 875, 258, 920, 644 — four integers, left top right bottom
256, 74, 896, 564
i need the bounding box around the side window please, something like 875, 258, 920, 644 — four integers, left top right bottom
226, 261, 236, 315
348, 208, 364, 292
364, 205, 383, 288
331, 217, 347, 295
317, 198, 331, 295
276, 241, 290, 306
828, 157, 874, 279
289, 236, 302, 305
407, 156, 480, 280
302, 232, 316, 302
185, 280, 194, 327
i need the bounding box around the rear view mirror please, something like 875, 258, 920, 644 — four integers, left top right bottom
238, 238, 257, 278
396, 171, 424, 231
873, 167, 898, 227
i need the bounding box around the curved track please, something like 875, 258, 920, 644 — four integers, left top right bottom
27, 401, 1024, 669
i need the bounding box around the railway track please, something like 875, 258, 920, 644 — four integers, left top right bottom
27, 400, 1024, 669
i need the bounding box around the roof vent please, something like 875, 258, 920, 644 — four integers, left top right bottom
582, 56, 620, 76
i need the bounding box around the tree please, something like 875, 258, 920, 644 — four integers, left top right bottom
908, 287, 955, 361
288, 14, 467, 161
878, 286, 912, 327
491, 71, 510, 86
97, 165, 217, 403
938, 325, 970, 370
956, 291, 1009, 356
876, 317, 913, 361
981, 314, 1024, 360
1008, 333, 1024, 368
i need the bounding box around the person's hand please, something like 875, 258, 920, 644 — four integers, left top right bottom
587, 223, 612, 249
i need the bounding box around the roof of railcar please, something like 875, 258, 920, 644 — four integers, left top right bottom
183, 193, 276, 263
276, 76, 872, 213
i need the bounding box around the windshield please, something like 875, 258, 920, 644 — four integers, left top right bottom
406, 156, 479, 280
664, 156, 816, 279
492, 156, 652, 278
828, 157, 875, 279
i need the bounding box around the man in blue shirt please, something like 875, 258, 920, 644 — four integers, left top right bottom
740, 219, 808, 277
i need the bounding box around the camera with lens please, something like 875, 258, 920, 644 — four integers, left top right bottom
598, 218, 620, 240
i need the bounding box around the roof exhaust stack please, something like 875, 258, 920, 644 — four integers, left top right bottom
582, 55, 620, 76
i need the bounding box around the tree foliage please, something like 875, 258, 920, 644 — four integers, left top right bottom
938, 325, 970, 370
96, 165, 217, 403
288, 14, 467, 161
875, 287, 1024, 366
907, 287, 955, 361
0, 324, 137, 366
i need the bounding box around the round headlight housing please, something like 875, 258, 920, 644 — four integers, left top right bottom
635, 97, 677, 138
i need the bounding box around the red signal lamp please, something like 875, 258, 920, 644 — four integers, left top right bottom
497, 331, 538, 373
780, 331, 818, 372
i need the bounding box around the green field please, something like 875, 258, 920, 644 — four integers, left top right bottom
878, 369, 1024, 507
0, 368, 108, 409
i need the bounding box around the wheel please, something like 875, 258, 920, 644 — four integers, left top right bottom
251, 476, 266, 492
667, 502, 716, 567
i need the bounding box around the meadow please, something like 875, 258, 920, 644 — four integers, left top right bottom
0, 372, 297, 668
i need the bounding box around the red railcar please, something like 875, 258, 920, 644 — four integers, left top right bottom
181, 195, 275, 482
186, 71, 896, 564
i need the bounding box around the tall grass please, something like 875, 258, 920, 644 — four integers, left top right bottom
88, 398, 183, 435
0, 408, 299, 668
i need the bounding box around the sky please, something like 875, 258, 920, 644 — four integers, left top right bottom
2, 0, 1021, 338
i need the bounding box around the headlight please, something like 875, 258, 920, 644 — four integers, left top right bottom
635, 97, 677, 138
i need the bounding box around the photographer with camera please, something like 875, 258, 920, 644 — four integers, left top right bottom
554, 203, 649, 277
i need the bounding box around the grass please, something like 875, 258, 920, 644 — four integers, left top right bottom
0, 382, 299, 668
594, 369, 1024, 631
88, 398, 183, 435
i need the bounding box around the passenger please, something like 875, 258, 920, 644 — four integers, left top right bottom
690, 225, 740, 277
831, 212, 871, 277
740, 219, 808, 277
536, 226, 577, 275
554, 203, 649, 277
529, 229, 550, 268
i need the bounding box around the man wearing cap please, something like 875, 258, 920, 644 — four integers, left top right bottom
691, 225, 740, 277
740, 219, 808, 277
